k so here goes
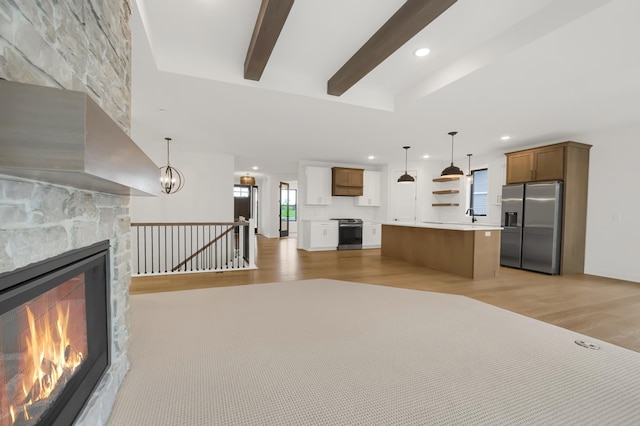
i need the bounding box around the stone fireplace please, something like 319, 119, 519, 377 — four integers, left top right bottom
0, 79, 158, 426
0, 1, 154, 424
0, 181, 134, 425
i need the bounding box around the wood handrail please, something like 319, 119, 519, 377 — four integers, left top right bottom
171, 225, 238, 272
132, 221, 249, 227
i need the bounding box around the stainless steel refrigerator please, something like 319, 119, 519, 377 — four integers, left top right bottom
500, 181, 563, 274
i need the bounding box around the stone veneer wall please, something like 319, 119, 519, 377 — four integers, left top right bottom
0, 179, 132, 424
0, 0, 133, 424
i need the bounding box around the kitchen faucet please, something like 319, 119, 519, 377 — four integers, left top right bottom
466, 208, 477, 223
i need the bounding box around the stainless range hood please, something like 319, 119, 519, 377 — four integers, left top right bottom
0, 80, 160, 196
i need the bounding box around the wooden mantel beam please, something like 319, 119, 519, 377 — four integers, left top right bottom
327, 0, 457, 96
244, 0, 295, 81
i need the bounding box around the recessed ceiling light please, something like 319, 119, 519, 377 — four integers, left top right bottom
501, 135, 511, 141
368, 155, 375, 160
252, 166, 259, 170
423, 154, 430, 159
414, 48, 431, 57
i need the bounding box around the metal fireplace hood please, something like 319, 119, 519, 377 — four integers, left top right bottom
0, 80, 160, 196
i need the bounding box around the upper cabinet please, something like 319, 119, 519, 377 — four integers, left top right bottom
305, 166, 332, 205
332, 167, 364, 196
506, 143, 566, 184
356, 170, 381, 206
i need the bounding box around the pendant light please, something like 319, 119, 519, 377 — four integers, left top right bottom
159, 137, 185, 194
240, 174, 256, 185
466, 153, 474, 184
398, 146, 415, 183
440, 131, 464, 177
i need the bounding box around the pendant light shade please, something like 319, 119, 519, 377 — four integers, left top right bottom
441, 131, 464, 177
159, 137, 185, 194
398, 146, 415, 183
240, 175, 256, 185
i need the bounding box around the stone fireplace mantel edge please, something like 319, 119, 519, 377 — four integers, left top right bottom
0, 80, 160, 197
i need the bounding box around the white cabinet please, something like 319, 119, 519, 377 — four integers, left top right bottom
362, 223, 382, 248
305, 166, 332, 205
355, 170, 381, 206
302, 221, 338, 251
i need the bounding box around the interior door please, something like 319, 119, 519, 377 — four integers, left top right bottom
394, 170, 417, 222
279, 182, 289, 237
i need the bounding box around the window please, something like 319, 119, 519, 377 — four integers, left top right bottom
280, 189, 297, 222
470, 169, 488, 216
234, 186, 250, 198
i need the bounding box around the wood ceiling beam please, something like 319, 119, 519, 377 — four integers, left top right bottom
244, 0, 295, 81
327, 0, 457, 96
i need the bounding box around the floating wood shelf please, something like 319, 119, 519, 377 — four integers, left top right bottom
432, 190, 459, 195
433, 176, 461, 182
432, 203, 460, 207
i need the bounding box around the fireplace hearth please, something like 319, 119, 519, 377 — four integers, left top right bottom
0, 241, 110, 426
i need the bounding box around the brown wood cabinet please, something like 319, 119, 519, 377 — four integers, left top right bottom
505, 141, 592, 275
332, 167, 364, 196
506, 144, 564, 183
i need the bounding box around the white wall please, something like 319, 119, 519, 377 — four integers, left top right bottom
577, 123, 640, 282
131, 146, 234, 222
384, 155, 505, 226
255, 176, 273, 238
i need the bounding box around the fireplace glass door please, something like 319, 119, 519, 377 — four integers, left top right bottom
0, 241, 110, 426
1, 275, 88, 425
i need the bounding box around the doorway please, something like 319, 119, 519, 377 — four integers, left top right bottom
279, 182, 290, 237
394, 169, 417, 222
234, 184, 252, 221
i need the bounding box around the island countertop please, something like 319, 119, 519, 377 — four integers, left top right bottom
385, 221, 503, 231
381, 222, 502, 279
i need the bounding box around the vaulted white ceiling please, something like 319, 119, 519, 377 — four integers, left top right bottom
131, 0, 640, 177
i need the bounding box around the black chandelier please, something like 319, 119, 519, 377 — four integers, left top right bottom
159, 137, 185, 194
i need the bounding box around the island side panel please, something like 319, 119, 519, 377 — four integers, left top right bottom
472, 229, 501, 278
381, 225, 475, 278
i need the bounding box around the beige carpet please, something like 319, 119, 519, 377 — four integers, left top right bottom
107, 279, 640, 425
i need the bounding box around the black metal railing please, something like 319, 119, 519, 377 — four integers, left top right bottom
131, 221, 254, 275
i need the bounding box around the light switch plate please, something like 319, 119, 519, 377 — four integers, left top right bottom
485, 231, 491, 237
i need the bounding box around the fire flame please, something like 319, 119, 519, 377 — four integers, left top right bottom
8, 303, 84, 424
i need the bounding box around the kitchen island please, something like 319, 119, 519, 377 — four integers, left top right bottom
381, 222, 502, 279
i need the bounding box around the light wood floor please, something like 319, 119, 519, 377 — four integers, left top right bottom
131, 235, 640, 352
